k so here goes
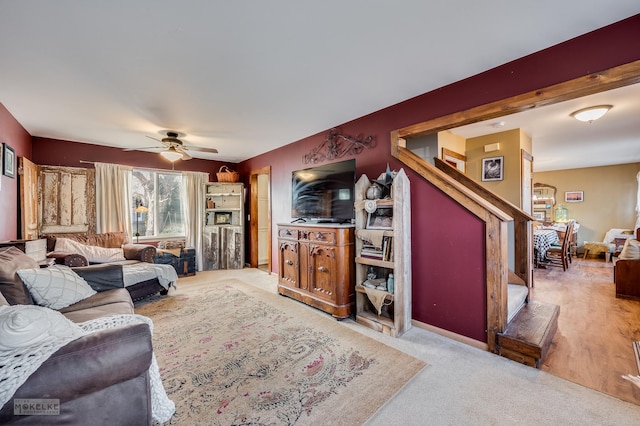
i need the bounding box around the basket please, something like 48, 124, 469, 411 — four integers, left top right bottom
216, 165, 240, 182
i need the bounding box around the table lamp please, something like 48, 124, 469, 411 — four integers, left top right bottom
135, 205, 148, 243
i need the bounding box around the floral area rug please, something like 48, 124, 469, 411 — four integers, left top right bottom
135, 278, 426, 425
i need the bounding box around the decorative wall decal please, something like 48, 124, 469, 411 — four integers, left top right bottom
303, 128, 375, 164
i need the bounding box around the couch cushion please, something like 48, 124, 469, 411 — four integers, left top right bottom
17, 265, 97, 310
0, 247, 38, 305
55, 238, 126, 263
59, 288, 134, 322
619, 239, 640, 260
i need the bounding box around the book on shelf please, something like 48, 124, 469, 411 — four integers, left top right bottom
381, 236, 393, 262
360, 251, 383, 260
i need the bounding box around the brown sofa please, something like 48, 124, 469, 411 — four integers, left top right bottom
44, 232, 168, 301
614, 229, 640, 300
0, 246, 153, 425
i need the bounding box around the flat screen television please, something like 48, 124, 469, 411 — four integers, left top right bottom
291, 159, 356, 223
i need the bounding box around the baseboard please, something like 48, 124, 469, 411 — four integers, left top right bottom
411, 319, 489, 351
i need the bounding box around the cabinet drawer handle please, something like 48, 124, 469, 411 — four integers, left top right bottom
315, 232, 325, 240
285, 259, 294, 265
285, 230, 292, 236
318, 266, 327, 272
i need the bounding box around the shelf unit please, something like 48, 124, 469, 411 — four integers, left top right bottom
354, 169, 411, 337
202, 182, 244, 270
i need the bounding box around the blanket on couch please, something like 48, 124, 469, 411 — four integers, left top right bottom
122, 263, 178, 289
0, 306, 175, 423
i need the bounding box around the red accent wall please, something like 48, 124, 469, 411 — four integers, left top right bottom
0, 103, 32, 241
31, 137, 230, 175
3, 14, 639, 342
239, 14, 640, 343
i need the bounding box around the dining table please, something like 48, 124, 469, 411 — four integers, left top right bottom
533, 229, 560, 266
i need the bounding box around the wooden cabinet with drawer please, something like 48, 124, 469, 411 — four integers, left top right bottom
277, 224, 355, 319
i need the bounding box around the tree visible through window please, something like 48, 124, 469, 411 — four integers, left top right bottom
131, 169, 184, 239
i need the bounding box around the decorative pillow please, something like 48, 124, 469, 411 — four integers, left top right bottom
0, 305, 83, 352
17, 265, 97, 310
619, 239, 640, 260
55, 237, 126, 263
0, 247, 38, 305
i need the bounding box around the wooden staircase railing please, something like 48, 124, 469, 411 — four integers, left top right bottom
391, 140, 513, 352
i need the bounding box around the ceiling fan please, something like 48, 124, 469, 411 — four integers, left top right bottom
128, 131, 219, 162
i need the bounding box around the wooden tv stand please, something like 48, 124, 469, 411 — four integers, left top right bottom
277, 223, 355, 319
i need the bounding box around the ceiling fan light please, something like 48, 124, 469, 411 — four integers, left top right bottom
160, 146, 183, 162
571, 105, 612, 122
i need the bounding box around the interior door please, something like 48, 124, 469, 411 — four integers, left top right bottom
19, 157, 39, 240
257, 174, 269, 265
249, 166, 271, 270
521, 149, 533, 215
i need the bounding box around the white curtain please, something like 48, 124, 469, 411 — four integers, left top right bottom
95, 162, 133, 241
182, 171, 209, 271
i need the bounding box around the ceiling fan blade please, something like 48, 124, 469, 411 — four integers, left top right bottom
123, 146, 162, 151
176, 147, 192, 160
185, 146, 218, 154
145, 135, 163, 143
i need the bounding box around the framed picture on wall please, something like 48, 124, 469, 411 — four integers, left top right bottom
214, 211, 232, 225
565, 191, 584, 202
3, 143, 15, 178
481, 156, 503, 182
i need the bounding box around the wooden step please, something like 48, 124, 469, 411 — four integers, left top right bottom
497, 301, 560, 368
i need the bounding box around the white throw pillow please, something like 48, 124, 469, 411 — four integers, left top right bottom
619, 239, 640, 260
17, 265, 97, 310
54, 238, 126, 263
0, 305, 83, 352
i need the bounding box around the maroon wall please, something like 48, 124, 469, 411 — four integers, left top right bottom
3, 14, 639, 342
239, 14, 640, 342
32, 137, 232, 175
0, 103, 32, 241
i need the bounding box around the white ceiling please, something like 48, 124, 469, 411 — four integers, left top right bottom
0, 2, 638, 169
452, 82, 640, 171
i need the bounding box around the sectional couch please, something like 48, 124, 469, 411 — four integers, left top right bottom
0, 246, 153, 425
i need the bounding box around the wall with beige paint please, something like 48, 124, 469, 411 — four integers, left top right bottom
534, 162, 640, 247
466, 129, 528, 207
438, 130, 466, 156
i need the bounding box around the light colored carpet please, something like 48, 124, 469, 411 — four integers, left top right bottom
135, 274, 425, 425
139, 269, 640, 425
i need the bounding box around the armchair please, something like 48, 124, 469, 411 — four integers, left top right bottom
614, 229, 640, 300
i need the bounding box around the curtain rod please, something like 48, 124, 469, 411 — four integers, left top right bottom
78, 160, 185, 174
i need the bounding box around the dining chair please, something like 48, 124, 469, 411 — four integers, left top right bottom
545, 220, 575, 271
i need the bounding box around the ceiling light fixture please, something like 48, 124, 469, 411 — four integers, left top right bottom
160, 146, 183, 162
570, 105, 612, 123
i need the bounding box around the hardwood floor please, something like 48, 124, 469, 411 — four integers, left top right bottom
531, 256, 640, 405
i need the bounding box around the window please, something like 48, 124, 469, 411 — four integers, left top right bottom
131, 169, 184, 239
